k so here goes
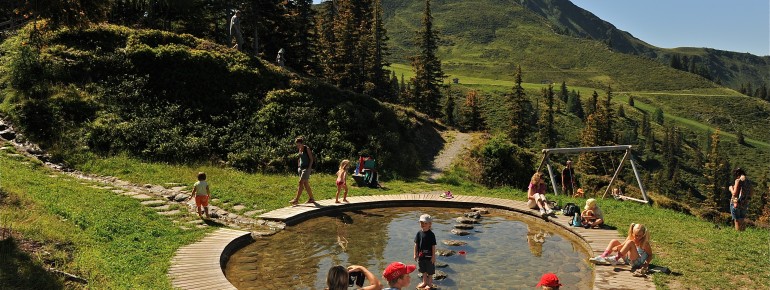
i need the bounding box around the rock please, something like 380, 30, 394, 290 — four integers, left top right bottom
471, 207, 489, 214
143, 184, 153, 188
451, 229, 471, 236
433, 270, 448, 280
0, 129, 16, 141
454, 224, 474, 230
456, 217, 479, 224
464, 211, 481, 219
442, 240, 467, 246
174, 194, 190, 202
435, 249, 456, 256
435, 262, 448, 268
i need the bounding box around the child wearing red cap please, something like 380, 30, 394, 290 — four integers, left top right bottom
536, 272, 562, 289
382, 262, 416, 290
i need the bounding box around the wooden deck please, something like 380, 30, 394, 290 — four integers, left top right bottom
170, 193, 655, 289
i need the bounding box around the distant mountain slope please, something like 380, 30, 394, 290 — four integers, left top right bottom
519, 0, 769, 89
383, 0, 768, 91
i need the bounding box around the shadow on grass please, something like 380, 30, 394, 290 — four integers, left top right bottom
0, 238, 63, 289
202, 218, 227, 228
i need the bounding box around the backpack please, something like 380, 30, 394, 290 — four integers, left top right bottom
562, 203, 579, 216
571, 213, 582, 227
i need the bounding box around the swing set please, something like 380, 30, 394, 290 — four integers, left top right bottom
535, 145, 649, 204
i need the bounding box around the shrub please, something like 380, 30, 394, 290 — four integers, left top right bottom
469, 134, 535, 188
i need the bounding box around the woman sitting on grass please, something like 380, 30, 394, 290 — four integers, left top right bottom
590, 223, 653, 273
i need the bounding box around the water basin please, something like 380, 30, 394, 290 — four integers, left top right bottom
225, 207, 593, 289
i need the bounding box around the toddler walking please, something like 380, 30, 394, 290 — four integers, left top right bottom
191, 172, 211, 218
414, 214, 437, 290
335, 160, 349, 203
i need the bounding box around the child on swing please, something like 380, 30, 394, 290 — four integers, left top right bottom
335, 159, 349, 203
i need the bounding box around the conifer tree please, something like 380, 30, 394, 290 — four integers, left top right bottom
653, 107, 664, 125
507, 65, 531, 145
703, 129, 731, 211
389, 71, 400, 101
578, 113, 602, 174
599, 86, 615, 145
628, 95, 635, 107
443, 93, 456, 126
410, 0, 445, 117
365, 0, 392, 100
461, 90, 484, 131
586, 90, 598, 116
567, 90, 585, 120
538, 84, 556, 148
559, 81, 569, 104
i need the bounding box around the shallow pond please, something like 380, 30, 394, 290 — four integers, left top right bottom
225, 207, 593, 289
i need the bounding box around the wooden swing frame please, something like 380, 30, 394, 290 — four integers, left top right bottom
535, 145, 649, 204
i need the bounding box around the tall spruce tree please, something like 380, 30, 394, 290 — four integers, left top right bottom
586, 90, 599, 116
559, 81, 569, 104
410, 0, 444, 117
599, 86, 615, 145
507, 65, 531, 145
461, 90, 484, 131
567, 90, 584, 120
538, 84, 556, 148
578, 113, 602, 174
703, 129, 731, 211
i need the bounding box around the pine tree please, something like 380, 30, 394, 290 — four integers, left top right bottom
599, 86, 615, 145
703, 129, 731, 211
443, 93, 456, 126
461, 90, 484, 131
628, 95, 635, 107
389, 71, 400, 101
653, 107, 664, 125
538, 84, 556, 148
559, 81, 569, 104
567, 90, 585, 120
507, 65, 531, 145
578, 113, 602, 174
363, 0, 391, 99
410, 0, 445, 117
617, 105, 625, 118
586, 90, 599, 116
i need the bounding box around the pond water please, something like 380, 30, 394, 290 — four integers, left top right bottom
225, 207, 593, 289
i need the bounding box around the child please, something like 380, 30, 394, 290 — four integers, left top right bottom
536, 272, 562, 290
581, 198, 604, 228
414, 214, 436, 290
335, 160, 349, 203
590, 223, 654, 273
190, 172, 211, 218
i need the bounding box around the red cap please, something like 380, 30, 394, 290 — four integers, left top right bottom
536, 273, 562, 287
383, 262, 416, 281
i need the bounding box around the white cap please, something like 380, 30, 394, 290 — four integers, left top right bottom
419, 214, 432, 223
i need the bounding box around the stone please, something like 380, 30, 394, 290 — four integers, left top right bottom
442, 240, 467, 246
471, 207, 489, 214
456, 217, 479, 224
130, 194, 152, 200
454, 224, 474, 230
451, 229, 471, 236
243, 210, 262, 216
0, 129, 16, 140
433, 270, 448, 280
174, 194, 190, 202
158, 210, 181, 216
152, 204, 171, 211
111, 189, 125, 194
141, 200, 166, 206
464, 211, 481, 219
232, 204, 246, 212
121, 191, 139, 196
435, 262, 448, 268
435, 249, 456, 256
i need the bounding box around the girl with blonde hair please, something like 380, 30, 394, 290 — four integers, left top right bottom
581, 198, 604, 228
590, 223, 653, 272
527, 172, 554, 216
335, 159, 350, 203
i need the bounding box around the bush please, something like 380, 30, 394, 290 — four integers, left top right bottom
469, 134, 535, 188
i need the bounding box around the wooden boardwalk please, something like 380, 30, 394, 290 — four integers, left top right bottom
170, 193, 655, 289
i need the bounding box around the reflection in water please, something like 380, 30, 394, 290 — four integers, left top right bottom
225, 207, 593, 289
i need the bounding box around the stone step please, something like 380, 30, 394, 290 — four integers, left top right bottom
141, 200, 166, 206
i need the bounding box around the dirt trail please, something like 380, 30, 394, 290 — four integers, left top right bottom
425, 131, 471, 181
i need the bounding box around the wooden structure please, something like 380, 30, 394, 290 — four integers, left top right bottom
536, 145, 649, 203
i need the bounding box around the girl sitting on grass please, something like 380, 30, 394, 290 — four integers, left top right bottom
590, 223, 653, 273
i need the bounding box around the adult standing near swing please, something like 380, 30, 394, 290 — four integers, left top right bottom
290, 136, 316, 205
561, 160, 576, 196
728, 167, 751, 231
230, 10, 243, 51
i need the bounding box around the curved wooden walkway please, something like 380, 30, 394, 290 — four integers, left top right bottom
169, 193, 655, 289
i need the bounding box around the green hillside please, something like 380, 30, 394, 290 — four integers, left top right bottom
0, 23, 442, 178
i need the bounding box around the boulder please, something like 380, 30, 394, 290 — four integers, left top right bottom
174, 194, 190, 202
418, 270, 447, 281
451, 229, 471, 236
454, 224, 474, 230
471, 207, 489, 214
435, 249, 456, 256
435, 262, 448, 268
456, 217, 479, 224
464, 211, 481, 219
442, 240, 467, 246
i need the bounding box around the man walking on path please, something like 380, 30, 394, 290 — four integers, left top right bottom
230, 10, 243, 51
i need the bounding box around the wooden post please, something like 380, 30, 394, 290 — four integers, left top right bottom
546, 162, 559, 195
602, 149, 630, 199
630, 158, 649, 203
536, 151, 550, 173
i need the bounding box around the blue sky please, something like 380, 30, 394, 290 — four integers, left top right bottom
312, 0, 769, 56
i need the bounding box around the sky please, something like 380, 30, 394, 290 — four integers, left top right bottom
312, 0, 769, 56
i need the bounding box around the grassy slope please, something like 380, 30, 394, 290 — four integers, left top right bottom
384, 0, 718, 92
0, 146, 210, 289
68, 155, 770, 289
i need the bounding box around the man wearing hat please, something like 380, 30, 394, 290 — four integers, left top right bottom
382, 262, 416, 290
536, 272, 562, 289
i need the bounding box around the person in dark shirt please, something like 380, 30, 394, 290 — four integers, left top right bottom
561, 160, 576, 196
290, 136, 315, 205
414, 214, 436, 289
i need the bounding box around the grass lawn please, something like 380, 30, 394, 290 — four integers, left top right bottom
0, 146, 211, 289
73, 155, 769, 289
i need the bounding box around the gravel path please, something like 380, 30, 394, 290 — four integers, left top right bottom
426, 131, 471, 181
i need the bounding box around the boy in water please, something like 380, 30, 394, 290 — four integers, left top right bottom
414, 214, 437, 289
